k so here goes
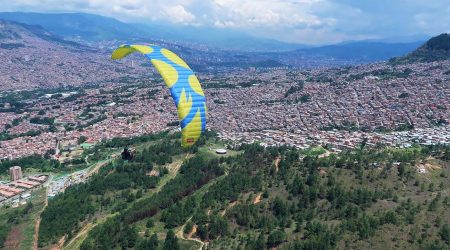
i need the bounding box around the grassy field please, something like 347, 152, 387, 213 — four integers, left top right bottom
179, 238, 203, 250
302, 145, 327, 156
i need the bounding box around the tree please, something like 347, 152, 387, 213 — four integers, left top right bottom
255, 233, 266, 249
267, 230, 286, 248
44, 149, 56, 159
197, 224, 208, 241
24, 201, 33, 214
360, 138, 368, 150
163, 230, 179, 250
149, 233, 158, 247
136, 189, 143, 199
184, 221, 194, 234
146, 219, 154, 228
299, 94, 311, 103
209, 216, 229, 239
48, 125, 57, 132
272, 197, 288, 218
440, 223, 450, 244
78, 136, 87, 144
125, 227, 138, 248
136, 233, 159, 250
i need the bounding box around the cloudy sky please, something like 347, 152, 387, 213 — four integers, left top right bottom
0, 0, 449, 44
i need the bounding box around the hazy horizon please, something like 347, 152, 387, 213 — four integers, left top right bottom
0, 0, 449, 45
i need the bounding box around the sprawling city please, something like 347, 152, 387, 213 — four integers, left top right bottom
1, 60, 449, 160
0, 2, 449, 250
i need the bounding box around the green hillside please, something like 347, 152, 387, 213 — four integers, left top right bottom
1, 132, 449, 250
391, 33, 450, 63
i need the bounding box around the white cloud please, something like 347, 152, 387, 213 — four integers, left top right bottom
0, 0, 326, 28
211, 0, 325, 28
161, 5, 196, 24
0, 0, 449, 44
213, 20, 236, 28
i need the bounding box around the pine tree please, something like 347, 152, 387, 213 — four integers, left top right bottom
163, 230, 180, 250
255, 233, 266, 249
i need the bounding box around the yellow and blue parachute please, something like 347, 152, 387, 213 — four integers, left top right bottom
111, 44, 206, 147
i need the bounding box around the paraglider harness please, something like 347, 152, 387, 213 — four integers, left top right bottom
121, 147, 134, 160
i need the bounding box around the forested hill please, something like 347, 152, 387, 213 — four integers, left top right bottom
391, 33, 450, 63
31, 132, 450, 250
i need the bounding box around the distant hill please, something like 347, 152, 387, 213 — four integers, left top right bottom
0, 12, 308, 52
296, 40, 424, 62
390, 33, 450, 63
0, 12, 153, 42
0, 19, 140, 90
0, 18, 287, 90
141, 23, 308, 52
0, 12, 427, 64
0, 19, 86, 49
0, 11, 437, 80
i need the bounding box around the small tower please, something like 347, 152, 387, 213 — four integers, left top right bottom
55, 138, 61, 156
9, 166, 22, 181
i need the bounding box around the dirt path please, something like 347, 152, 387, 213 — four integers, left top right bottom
171, 153, 192, 172
274, 157, 281, 172
176, 218, 205, 250
187, 225, 198, 239
220, 200, 238, 216
64, 212, 116, 250
86, 160, 111, 177
319, 149, 331, 158
33, 187, 48, 250
48, 236, 65, 250
253, 193, 262, 204
33, 218, 41, 250
63, 222, 93, 250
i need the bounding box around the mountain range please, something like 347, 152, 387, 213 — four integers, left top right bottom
0, 12, 307, 52
0, 11, 426, 60
1, 12, 448, 90
298, 40, 425, 62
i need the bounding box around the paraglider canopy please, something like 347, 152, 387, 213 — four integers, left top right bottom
112, 44, 207, 147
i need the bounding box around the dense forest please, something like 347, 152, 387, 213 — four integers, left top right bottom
29, 129, 450, 250
0, 130, 447, 249
391, 33, 450, 63
36, 131, 215, 247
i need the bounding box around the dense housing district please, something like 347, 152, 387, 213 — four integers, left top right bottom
0, 60, 449, 160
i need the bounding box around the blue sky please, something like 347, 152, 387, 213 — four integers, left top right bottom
0, 0, 449, 44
